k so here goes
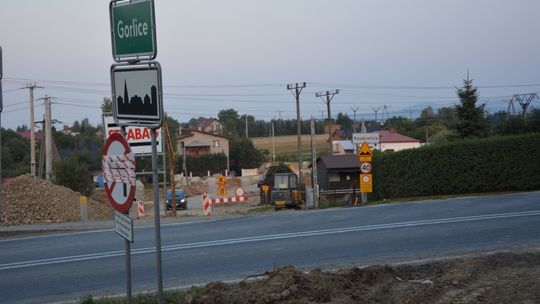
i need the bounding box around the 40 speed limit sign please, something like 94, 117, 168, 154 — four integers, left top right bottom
360, 162, 372, 174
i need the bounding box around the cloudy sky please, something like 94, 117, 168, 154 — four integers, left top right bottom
1, 0, 539, 130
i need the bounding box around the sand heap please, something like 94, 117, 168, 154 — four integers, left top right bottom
1, 174, 112, 226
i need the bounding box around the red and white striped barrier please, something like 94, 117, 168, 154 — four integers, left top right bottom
137, 200, 145, 217
202, 193, 248, 216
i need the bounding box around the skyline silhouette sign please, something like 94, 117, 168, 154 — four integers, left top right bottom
111, 63, 163, 126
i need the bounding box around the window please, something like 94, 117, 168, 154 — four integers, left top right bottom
329, 173, 340, 183
213, 140, 220, 147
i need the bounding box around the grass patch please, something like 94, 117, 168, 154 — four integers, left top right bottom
248, 205, 274, 213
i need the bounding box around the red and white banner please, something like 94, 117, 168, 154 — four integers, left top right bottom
202, 193, 249, 217
102, 154, 136, 186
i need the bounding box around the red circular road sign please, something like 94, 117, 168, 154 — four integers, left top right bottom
360, 162, 372, 174
102, 133, 136, 213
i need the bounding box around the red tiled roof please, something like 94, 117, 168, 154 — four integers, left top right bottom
17, 131, 42, 140
199, 118, 223, 130
376, 130, 420, 143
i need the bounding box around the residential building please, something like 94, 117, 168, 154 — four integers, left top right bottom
315, 155, 361, 191
177, 129, 229, 158
197, 118, 224, 135
375, 130, 421, 152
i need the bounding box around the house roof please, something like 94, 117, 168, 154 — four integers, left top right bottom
17, 131, 42, 140
199, 118, 223, 130
376, 130, 420, 143
317, 155, 360, 169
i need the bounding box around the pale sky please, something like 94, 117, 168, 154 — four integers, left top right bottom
1, 0, 539, 130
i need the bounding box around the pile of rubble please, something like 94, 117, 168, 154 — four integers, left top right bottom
0, 174, 112, 226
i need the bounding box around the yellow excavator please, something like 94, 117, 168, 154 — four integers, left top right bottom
270, 172, 304, 210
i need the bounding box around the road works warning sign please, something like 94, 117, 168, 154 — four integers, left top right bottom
357, 142, 373, 162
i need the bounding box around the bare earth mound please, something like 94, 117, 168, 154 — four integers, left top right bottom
1, 174, 112, 226
190, 250, 540, 304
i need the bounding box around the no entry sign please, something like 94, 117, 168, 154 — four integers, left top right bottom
103, 132, 136, 213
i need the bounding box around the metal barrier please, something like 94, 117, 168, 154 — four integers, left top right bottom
319, 188, 360, 208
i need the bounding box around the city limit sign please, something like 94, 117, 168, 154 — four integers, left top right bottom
111, 62, 163, 126
110, 0, 156, 61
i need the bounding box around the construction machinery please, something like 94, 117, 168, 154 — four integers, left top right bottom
269, 172, 304, 210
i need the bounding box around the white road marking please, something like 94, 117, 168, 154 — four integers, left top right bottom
1, 210, 540, 271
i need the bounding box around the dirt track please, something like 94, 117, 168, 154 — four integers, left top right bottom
186, 249, 540, 304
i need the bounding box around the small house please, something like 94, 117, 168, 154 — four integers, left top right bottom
315, 155, 361, 191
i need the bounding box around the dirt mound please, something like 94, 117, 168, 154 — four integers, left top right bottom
0, 174, 112, 226
186, 250, 540, 304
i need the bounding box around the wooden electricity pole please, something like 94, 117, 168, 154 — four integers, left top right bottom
316, 90, 339, 154
287, 82, 306, 180
26, 83, 43, 175
43, 96, 53, 180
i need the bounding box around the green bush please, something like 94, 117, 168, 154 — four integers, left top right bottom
54, 157, 95, 196
372, 133, 540, 199
176, 153, 228, 176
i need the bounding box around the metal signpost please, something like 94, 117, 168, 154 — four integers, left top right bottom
109, 1, 164, 302
357, 142, 374, 204
0, 46, 3, 216
102, 132, 136, 304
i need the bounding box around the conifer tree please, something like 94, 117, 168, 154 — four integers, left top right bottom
454, 75, 490, 138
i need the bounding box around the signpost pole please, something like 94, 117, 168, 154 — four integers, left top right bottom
0, 46, 3, 219
125, 237, 132, 304
151, 127, 164, 303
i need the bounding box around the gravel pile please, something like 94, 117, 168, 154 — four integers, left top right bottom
0, 174, 112, 226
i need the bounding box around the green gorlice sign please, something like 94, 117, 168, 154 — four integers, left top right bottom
110, 0, 156, 61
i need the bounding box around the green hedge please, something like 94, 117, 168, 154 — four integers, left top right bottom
372, 133, 540, 199
175, 153, 228, 176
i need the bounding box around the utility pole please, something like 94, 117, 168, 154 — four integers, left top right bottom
505, 99, 516, 117
42, 96, 53, 181
25, 83, 43, 175
310, 117, 319, 209
276, 110, 283, 120
271, 119, 275, 163
245, 114, 249, 138
316, 89, 339, 154
513, 93, 538, 121
381, 104, 390, 124
351, 107, 359, 132
372, 106, 381, 123
287, 82, 306, 180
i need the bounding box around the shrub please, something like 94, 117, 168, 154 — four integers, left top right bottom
54, 156, 95, 196
372, 133, 540, 199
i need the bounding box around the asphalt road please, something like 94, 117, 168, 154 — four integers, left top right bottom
1, 191, 540, 303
